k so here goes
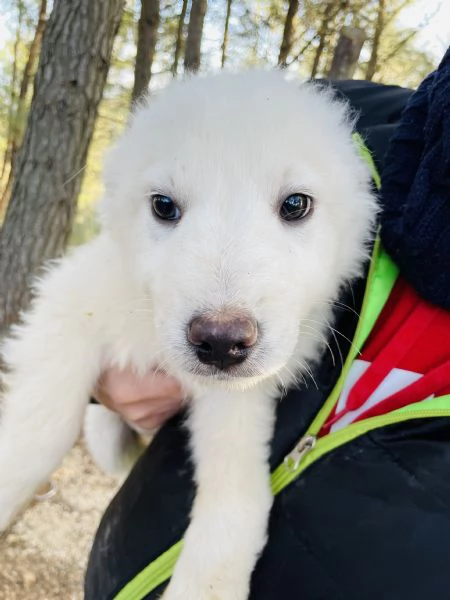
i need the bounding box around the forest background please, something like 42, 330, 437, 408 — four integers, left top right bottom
0, 3, 448, 597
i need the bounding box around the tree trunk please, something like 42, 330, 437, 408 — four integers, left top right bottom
365, 0, 385, 81
221, 0, 233, 68
277, 0, 299, 68
310, 1, 335, 78
0, 0, 125, 336
131, 0, 160, 105
1, 0, 48, 212
184, 0, 208, 73
172, 0, 188, 76
328, 26, 366, 80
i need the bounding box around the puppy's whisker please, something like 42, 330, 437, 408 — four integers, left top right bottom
282, 363, 307, 389
323, 321, 361, 357
294, 358, 319, 390
274, 372, 288, 399
302, 317, 359, 364
312, 299, 360, 318
299, 324, 336, 367
348, 283, 357, 310
323, 322, 346, 368
301, 317, 343, 368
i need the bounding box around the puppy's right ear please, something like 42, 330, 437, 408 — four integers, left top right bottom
96, 113, 146, 235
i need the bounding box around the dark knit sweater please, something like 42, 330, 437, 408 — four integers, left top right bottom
381, 47, 450, 310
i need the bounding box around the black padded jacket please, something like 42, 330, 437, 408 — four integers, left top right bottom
85, 80, 450, 600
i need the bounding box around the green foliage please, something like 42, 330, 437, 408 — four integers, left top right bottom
0, 0, 47, 205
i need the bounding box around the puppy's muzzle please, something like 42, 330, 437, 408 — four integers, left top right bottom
187, 311, 258, 370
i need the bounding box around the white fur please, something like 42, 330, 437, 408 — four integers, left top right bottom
0, 71, 377, 599
83, 403, 145, 478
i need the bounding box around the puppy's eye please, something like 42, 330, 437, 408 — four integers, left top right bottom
151, 194, 181, 222
279, 193, 313, 222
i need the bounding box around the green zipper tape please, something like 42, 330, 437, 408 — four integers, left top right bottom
272, 399, 450, 495
307, 238, 398, 439
114, 137, 450, 600
305, 134, 396, 439
115, 542, 184, 600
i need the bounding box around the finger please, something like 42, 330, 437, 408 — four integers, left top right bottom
131, 370, 184, 403
120, 396, 183, 424
96, 367, 184, 406
133, 407, 181, 431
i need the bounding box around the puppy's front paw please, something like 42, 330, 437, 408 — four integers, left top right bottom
161, 584, 248, 600
161, 569, 249, 600
0, 486, 20, 532
0, 495, 24, 533
0, 455, 41, 532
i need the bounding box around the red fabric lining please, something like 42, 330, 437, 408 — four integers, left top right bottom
346, 303, 438, 411
320, 278, 450, 437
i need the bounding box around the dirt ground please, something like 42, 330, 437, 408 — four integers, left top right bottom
0, 442, 120, 599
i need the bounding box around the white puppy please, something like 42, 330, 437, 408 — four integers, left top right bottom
0, 71, 377, 599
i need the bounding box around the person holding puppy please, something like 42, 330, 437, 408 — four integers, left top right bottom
86, 48, 450, 600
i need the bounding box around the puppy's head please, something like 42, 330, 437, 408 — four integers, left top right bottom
101, 71, 377, 389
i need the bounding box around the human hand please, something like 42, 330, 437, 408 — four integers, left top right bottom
93, 367, 185, 431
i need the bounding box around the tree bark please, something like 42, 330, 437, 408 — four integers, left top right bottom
172, 0, 188, 76
0, 0, 125, 336
184, 0, 208, 73
365, 0, 385, 81
328, 26, 366, 80
221, 0, 233, 68
131, 0, 160, 104
1, 0, 48, 212
277, 0, 299, 68
16, 0, 48, 125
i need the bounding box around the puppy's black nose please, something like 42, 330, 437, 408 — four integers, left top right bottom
187, 313, 258, 370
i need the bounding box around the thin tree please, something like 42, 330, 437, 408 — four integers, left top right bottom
365, 0, 385, 81
172, 0, 188, 76
221, 0, 233, 68
184, 0, 208, 73
310, 0, 348, 78
310, 1, 335, 78
1, 0, 25, 185
0, 0, 125, 336
1, 0, 48, 210
131, 0, 160, 105
278, 0, 299, 68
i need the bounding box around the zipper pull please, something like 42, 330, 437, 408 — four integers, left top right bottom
284, 435, 316, 471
